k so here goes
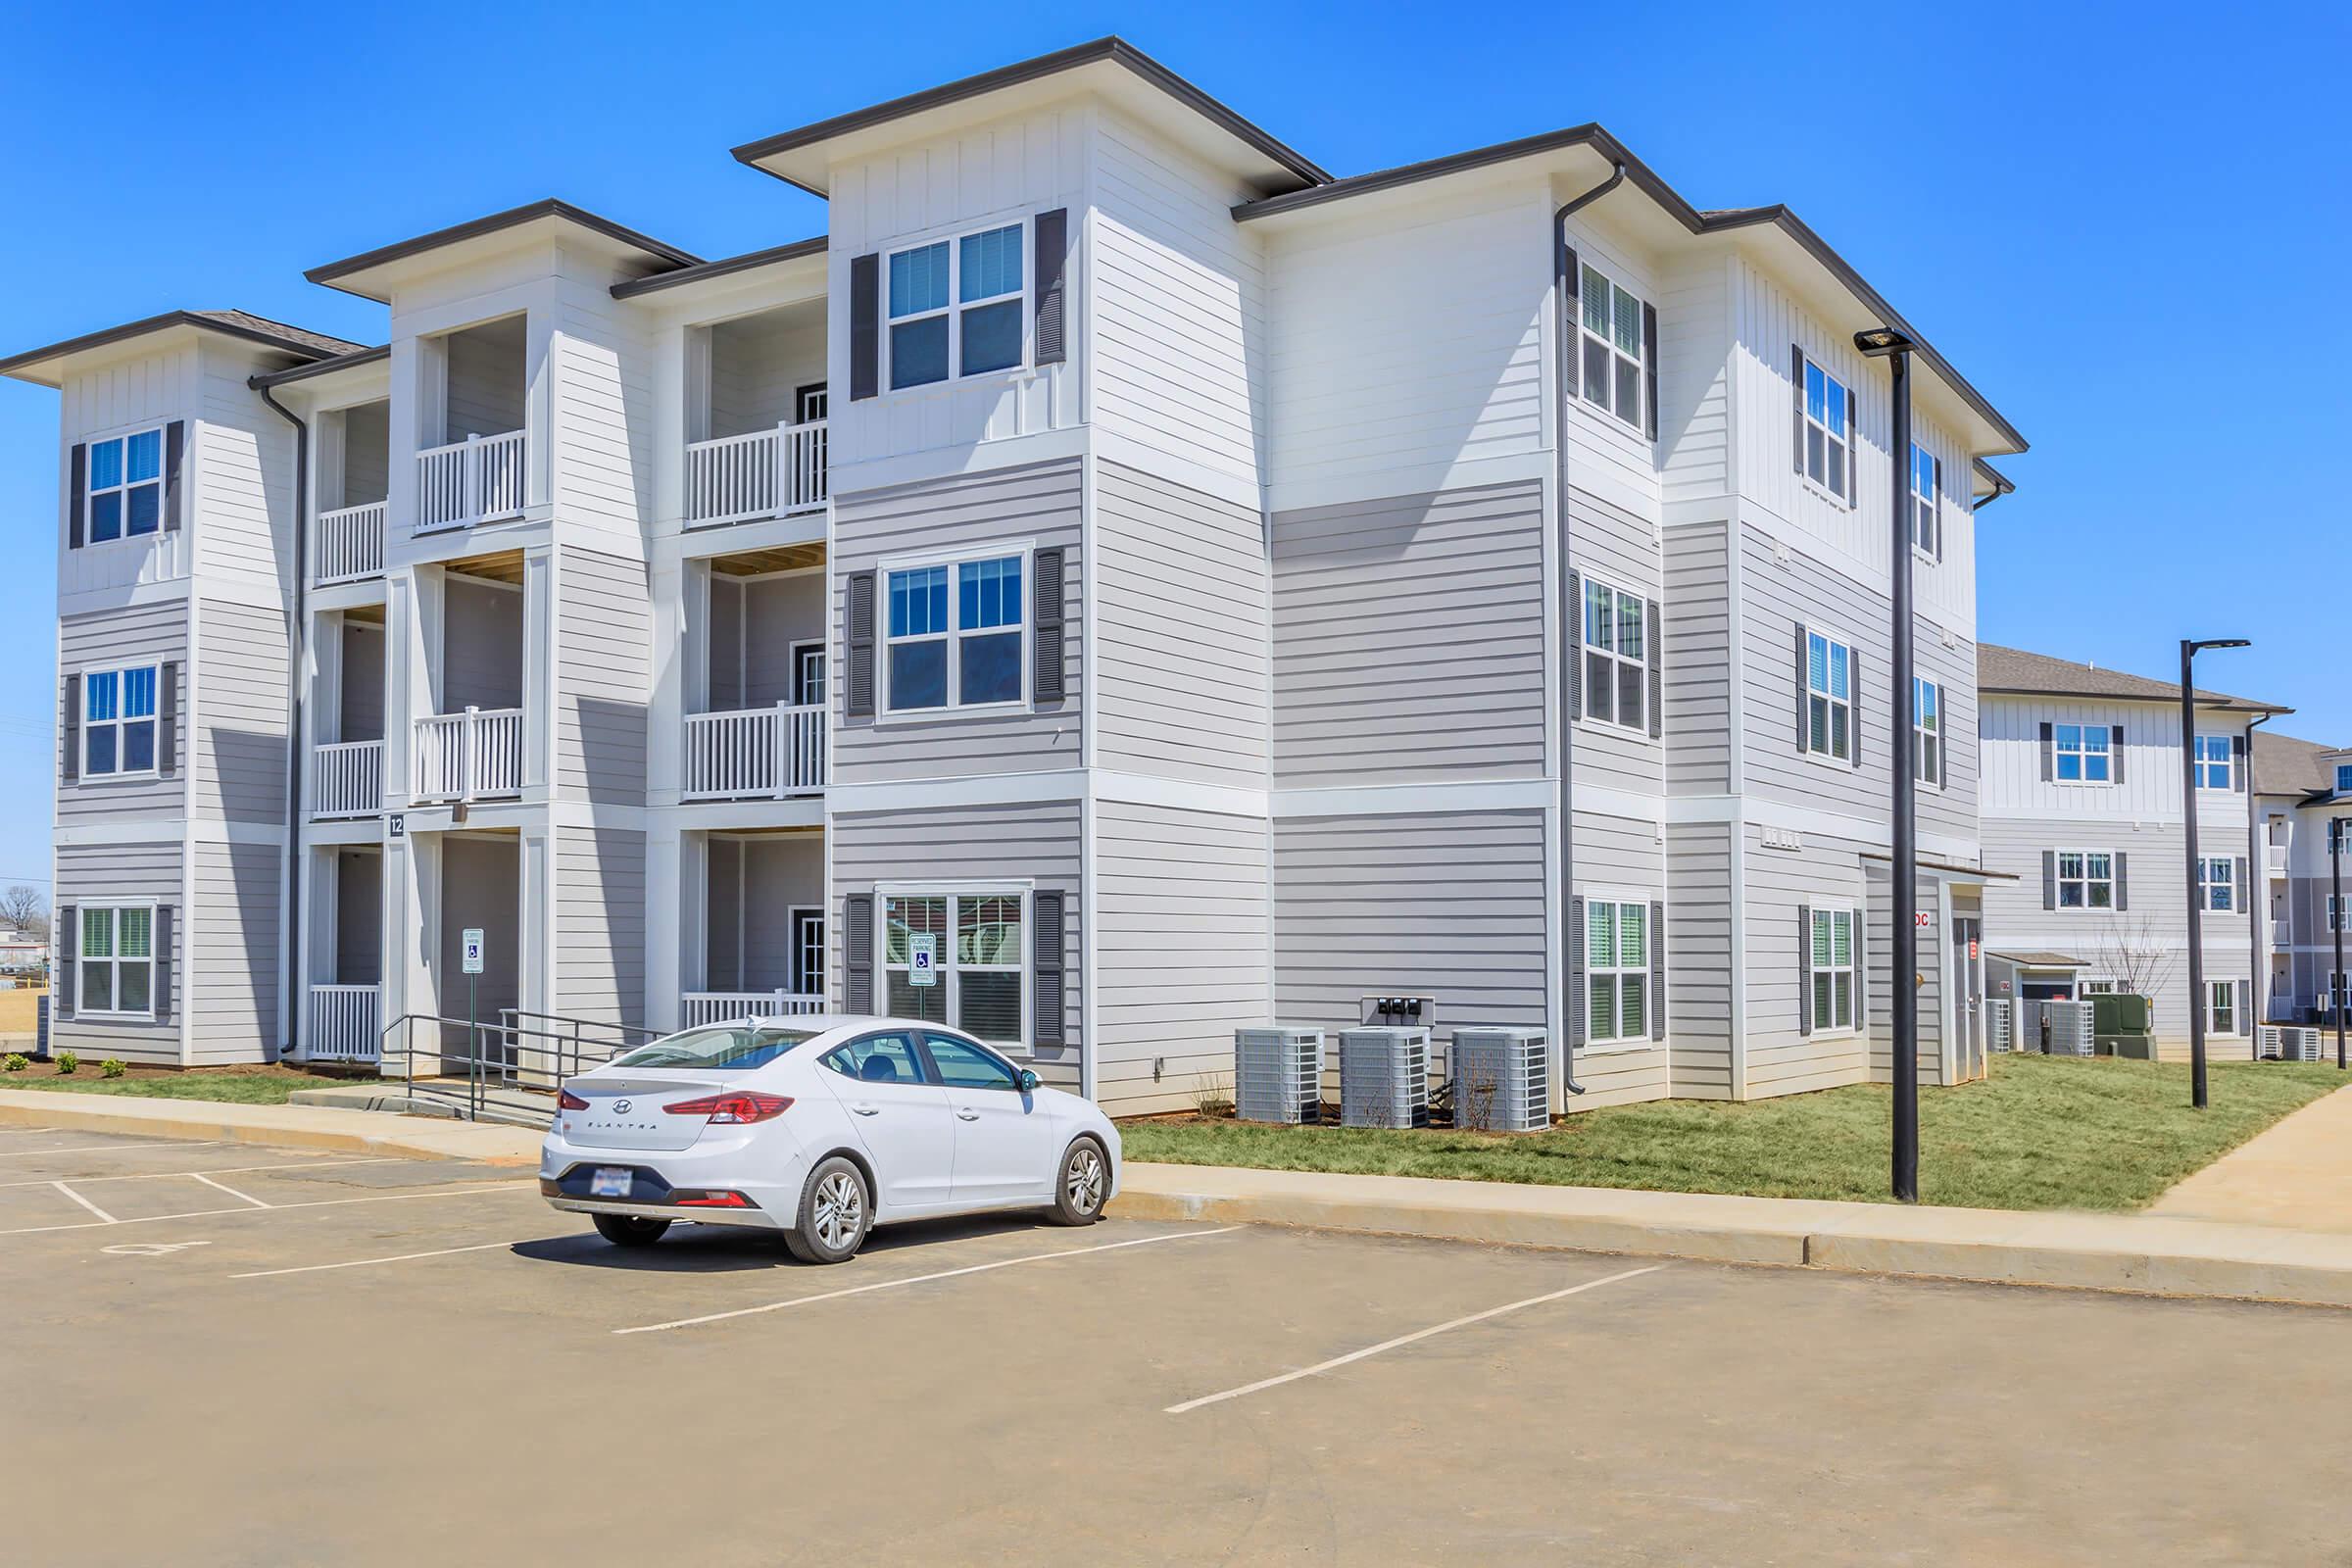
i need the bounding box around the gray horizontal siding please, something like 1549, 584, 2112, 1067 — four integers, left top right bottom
557, 546, 651, 806
54, 840, 183, 1065
1741, 825, 1874, 1098
558, 826, 646, 1031
1661, 520, 1732, 795
1569, 485, 1662, 796
1570, 810, 1671, 1108
194, 597, 290, 825
58, 600, 187, 827
189, 838, 280, 1064
1664, 819, 1735, 1099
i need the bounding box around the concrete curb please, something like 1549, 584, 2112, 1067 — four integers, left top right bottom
0, 1089, 544, 1165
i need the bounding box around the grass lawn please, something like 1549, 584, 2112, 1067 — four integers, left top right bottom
1120, 1054, 2348, 1211
0, 1062, 377, 1105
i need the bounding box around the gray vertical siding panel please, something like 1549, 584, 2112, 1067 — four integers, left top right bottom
1663, 820, 1735, 1098
194, 598, 290, 824
188, 838, 281, 1063
1271, 480, 1544, 787
1095, 462, 1269, 788
52, 841, 184, 1064
557, 547, 651, 804
1661, 521, 1733, 795
57, 602, 188, 828
558, 826, 647, 1030
831, 460, 1084, 783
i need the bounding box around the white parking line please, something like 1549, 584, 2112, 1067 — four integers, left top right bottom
0, 1140, 223, 1158
615, 1225, 1245, 1337
0, 1156, 400, 1191
231, 1236, 560, 1280
0, 1181, 533, 1237
50, 1182, 117, 1224
1163, 1264, 1668, 1415
189, 1172, 271, 1208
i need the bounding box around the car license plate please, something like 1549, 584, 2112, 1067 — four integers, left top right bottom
590, 1167, 632, 1199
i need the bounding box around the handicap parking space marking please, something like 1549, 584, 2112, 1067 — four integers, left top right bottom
188, 1172, 271, 1209
49, 1181, 118, 1225
1163, 1263, 1668, 1415
103, 1240, 214, 1257
613, 1224, 1245, 1337
229, 1234, 583, 1280
0, 1179, 537, 1238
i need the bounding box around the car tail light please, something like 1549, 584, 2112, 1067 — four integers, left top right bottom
673, 1189, 753, 1208
557, 1089, 589, 1111
663, 1092, 794, 1124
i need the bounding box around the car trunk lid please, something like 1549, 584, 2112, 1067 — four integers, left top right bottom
558, 1074, 732, 1152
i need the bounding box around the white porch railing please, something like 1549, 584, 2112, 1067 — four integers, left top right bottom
681, 990, 826, 1029
413, 707, 524, 802
2272, 918, 2294, 948
682, 703, 826, 800
315, 500, 387, 583
310, 984, 381, 1062
684, 418, 827, 527
416, 428, 527, 532
312, 740, 384, 817
2267, 844, 2290, 874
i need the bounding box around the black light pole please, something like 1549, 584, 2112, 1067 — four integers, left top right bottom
2180, 637, 2250, 1110
1857, 326, 1920, 1201
2332, 816, 2345, 1071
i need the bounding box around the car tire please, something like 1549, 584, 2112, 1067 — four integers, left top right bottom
1047, 1137, 1109, 1226
593, 1213, 670, 1248
785, 1155, 871, 1264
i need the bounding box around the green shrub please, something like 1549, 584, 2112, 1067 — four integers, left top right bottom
55, 1051, 78, 1075
100, 1058, 126, 1079
2, 1054, 25, 1072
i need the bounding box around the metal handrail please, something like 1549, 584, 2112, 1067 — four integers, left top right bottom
377, 1009, 658, 1122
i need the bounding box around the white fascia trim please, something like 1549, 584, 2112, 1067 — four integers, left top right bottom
55, 817, 281, 849
1603, 788, 1983, 864
1263, 448, 1550, 520
1097, 770, 1267, 818
828, 425, 1090, 503
830, 769, 1089, 814
1092, 425, 1260, 512
647, 798, 827, 832
61, 576, 194, 620
1274, 779, 1553, 818
546, 801, 653, 833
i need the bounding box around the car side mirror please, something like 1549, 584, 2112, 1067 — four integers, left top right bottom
1017, 1069, 1039, 1094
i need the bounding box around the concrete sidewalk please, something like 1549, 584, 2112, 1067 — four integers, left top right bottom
5, 1088, 2349, 1308
2150, 1083, 2352, 1233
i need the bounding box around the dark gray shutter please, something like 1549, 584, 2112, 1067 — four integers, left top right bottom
1648, 900, 1666, 1042
1645, 599, 1662, 740
68, 443, 86, 550
845, 571, 876, 717
2235, 979, 2249, 1034
56, 906, 75, 1020
1033, 209, 1067, 367
1568, 896, 1587, 1048
843, 893, 873, 1013
1641, 302, 1659, 440
1793, 623, 1809, 755
1854, 910, 1869, 1032
1795, 904, 1813, 1036
2234, 857, 2249, 910
158, 661, 178, 777
1567, 570, 1585, 718
849, 253, 879, 402
163, 420, 186, 532
153, 906, 174, 1024
62, 674, 80, 784
2232, 734, 2248, 793
1848, 649, 1863, 769
1789, 347, 1805, 474
2039, 722, 2055, 783
1562, 249, 1581, 400
1032, 547, 1065, 704
2115, 852, 2131, 911
1032, 889, 1066, 1048
2041, 851, 2057, 910
1930, 456, 1944, 560
1843, 386, 1858, 504
2110, 723, 2127, 784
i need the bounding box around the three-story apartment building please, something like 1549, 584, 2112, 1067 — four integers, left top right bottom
2251, 731, 2352, 1029
8, 38, 2032, 1111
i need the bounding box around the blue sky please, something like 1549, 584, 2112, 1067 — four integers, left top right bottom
2, 0, 2345, 890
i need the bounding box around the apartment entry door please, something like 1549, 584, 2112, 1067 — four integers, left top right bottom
1951, 916, 1985, 1081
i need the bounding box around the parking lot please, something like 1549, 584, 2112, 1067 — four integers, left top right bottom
5, 1124, 2351, 1565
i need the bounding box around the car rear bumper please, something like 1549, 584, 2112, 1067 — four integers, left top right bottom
544, 1191, 784, 1230
541, 1130, 807, 1230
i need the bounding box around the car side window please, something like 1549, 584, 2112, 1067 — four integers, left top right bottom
921, 1032, 1019, 1091
819, 1032, 929, 1086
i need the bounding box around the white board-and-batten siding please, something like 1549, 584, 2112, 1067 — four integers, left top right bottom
56, 344, 196, 598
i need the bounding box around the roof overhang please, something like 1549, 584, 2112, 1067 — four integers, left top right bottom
250, 343, 393, 391
1986, 951, 2090, 970
306, 199, 701, 303
731, 36, 1328, 200
0, 311, 353, 389
612, 236, 828, 302
1976, 685, 2289, 716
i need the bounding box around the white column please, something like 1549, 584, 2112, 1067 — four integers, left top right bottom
647, 825, 685, 1034
523, 546, 556, 796
521, 824, 554, 1023
525, 301, 558, 513
647, 560, 687, 808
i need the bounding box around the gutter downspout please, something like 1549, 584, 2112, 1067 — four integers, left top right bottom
1972, 483, 2011, 514
254, 378, 309, 1061
1552, 160, 1626, 1100
2247, 710, 2273, 1032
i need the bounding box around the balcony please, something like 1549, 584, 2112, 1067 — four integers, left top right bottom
416, 314, 528, 534
310, 985, 382, 1062
2272, 918, 2294, 948
685, 418, 827, 528
680, 989, 825, 1028
316, 502, 388, 583
316, 398, 390, 583
683, 703, 826, 800
416, 430, 526, 532
313, 741, 384, 817
2268, 844, 2290, 875
414, 708, 524, 803
682, 299, 826, 530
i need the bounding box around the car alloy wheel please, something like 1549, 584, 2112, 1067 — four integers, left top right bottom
811, 1168, 864, 1252
1065, 1144, 1105, 1216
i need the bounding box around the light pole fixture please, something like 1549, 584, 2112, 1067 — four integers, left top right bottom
2181, 637, 2250, 1110
2332, 814, 2346, 1072
1857, 325, 1921, 1200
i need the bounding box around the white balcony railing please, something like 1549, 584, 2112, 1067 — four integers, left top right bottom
416, 429, 526, 532
310, 984, 381, 1062
2267, 844, 2290, 874
312, 740, 384, 818
2272, 919, 2294, 948
682, 703, 826, 800
315, 501, 387, 583
684, 418, 827, 528
681, 990, 826, 1029
413, 707, 524, 802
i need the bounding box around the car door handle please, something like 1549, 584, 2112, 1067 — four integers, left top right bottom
956, 1109, 980, 1121
851, 1103, 881, 1116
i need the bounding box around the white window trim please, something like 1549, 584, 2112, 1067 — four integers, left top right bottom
1574, 261, 1649, 436
1808, 905, 1861, 1039
2192, 734, 2234, 791
1800, 623, 1857, 766
789, 639, 827, 710
2198, 856, 2237, 913
82, 421, 170, 549
1799, 358, 1853, 508
874, 883, 1033, 1051
77, 901, 158, 1021
1581, 890, 1660, 1054
2055, 848, 2120, 912
2206, 979, 2244, 1037
880, 215, 1033, 398
1909, 442, 1938, 563
2053, 722, 2116, 787
1912, 675, 1942, 788
78, 660, 163, 782
876, 541, 1035, 721
2336, 764, 2352, 795
1578, 575, 1649, 735
787, 904, 823, 996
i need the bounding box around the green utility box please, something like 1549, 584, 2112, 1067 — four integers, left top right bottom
2093, 993, 2155, 1058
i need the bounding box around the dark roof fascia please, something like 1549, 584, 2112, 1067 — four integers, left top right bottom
250, 343, 393, 388
0, 311, 349, 379
1974, 681, 2288, 716
729, 36, 1331, 197
1232, 126, 2027, 457
612, 236, 828, 300
306, 199, 701, 290
1974, 458, 2016, 497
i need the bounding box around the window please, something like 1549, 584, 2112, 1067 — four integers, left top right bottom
1803, 630, 1853, 761
2338, 764, 2352, 795
2057, 851, 2116, 909
2207, 981, 2238, 1036
2329, 896, 2344, 933
1913, 676, 1942, 786
886, 222, 1024, 390
1802, 360, 1851, 496
1910, 443, 1937, 555
1809, 907, 1858, 1033
793, 643, 827, 710
818, 1031, 926, 1085
2193, 735, 2234, 790
883, 892, 1025, 1045
82, 664, 159, 778
2082, 979, 2116, 996
1584, 900, 1648, 1045
1578, 264, 1646, 431
1581, 577, 1646, 731
613, 1026, 813, 1073
923, 1032, 1020, 1091
2199, 857, 2236, 912
885, 554, 1024, 711
78, 906, 154, 1018
2054, 723, 2112, 784
87, 428, 165, 543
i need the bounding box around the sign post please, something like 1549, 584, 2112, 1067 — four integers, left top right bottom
462, 928, 485, 1081
908, 932, 937, 1023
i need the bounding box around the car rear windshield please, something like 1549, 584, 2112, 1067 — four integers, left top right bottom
608, 1028, 816, 1073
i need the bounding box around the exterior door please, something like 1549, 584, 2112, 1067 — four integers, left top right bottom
921, 1031, 1058, 1204
795, 382, 828, 425
817, 1030, 956, 1211
793, 643, 826, 709
1952, 917, 1984, 1081
790, 908, 824, 998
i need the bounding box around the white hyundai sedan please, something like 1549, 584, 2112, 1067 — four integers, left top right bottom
540, 1014, 1120, 1263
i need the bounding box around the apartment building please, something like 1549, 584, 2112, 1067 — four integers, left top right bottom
6, 38, 2032, 1111
2251, 731, 2352, 1027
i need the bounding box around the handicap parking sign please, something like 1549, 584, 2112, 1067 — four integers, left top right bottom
908, 933, 938, 987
